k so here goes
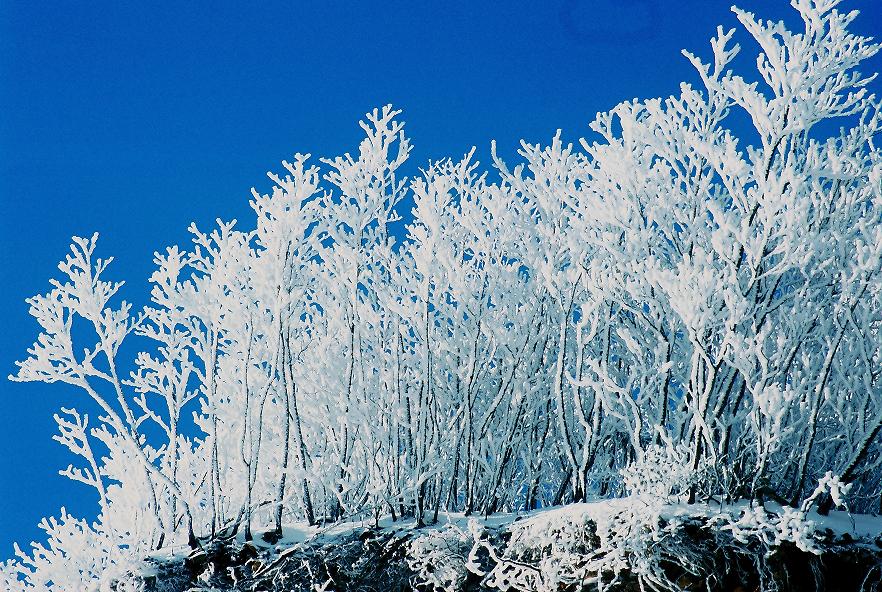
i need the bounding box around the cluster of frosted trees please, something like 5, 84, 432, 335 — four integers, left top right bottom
4, 1, 882, 588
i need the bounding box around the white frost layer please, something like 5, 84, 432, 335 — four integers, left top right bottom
150, 496, 881, 562
510, 497, 882, 544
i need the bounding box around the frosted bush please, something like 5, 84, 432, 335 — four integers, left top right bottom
621, 432, 696, 499
711, 503, 819, 554
407, 525, 471, 592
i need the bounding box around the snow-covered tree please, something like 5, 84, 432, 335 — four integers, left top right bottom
6, 1, 880, 587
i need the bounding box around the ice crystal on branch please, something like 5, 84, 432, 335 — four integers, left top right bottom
6, 1, 882, 589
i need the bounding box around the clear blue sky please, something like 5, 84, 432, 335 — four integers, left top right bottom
1, 0, 879, 555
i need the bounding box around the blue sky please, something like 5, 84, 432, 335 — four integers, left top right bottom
1, 0, 879, 555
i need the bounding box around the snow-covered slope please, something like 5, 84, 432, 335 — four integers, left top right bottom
117, 498, 882, 592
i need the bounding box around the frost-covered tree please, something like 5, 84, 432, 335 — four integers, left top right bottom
6, 0, 881, 588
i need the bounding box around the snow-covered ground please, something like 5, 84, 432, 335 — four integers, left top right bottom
133, 498, 882, 592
